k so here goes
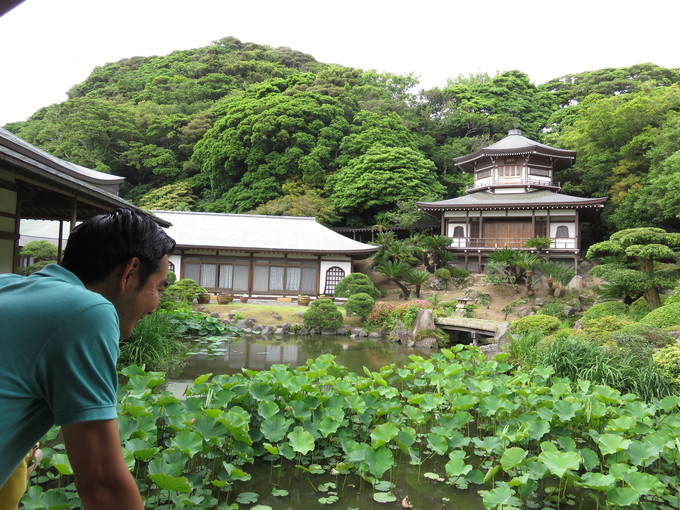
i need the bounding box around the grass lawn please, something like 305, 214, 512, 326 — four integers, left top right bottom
200, 302, 364, 328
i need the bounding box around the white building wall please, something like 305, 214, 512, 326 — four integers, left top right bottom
319, 258, 352, 294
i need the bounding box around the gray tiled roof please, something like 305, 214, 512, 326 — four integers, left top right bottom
453, 129, 576, 171
153, 210, 378, 255
418, 190, 607, 209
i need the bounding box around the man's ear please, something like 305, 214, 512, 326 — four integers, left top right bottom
118, 257, 141, 293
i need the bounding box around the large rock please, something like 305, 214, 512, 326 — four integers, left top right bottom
390, 322, 413, 344
351, 327, 368, 337
234, 319, 248, 329
494, 321, 511, 347
516, 305, 535, 318
246, 318, 258, 328
321, 327, 338, 335
414, 337, 438, 349
412, 309, 435, 333
261, 325, 275, 335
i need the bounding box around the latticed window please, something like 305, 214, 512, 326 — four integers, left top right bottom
324, 266, 345, 295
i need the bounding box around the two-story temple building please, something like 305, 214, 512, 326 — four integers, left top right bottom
417, 129, 607, 271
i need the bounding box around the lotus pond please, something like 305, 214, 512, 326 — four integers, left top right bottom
25, 342, 680, 510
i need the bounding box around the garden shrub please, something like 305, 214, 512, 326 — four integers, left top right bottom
508, 315, 561, 336
639, 302, 680, 329
627, 296, 652, 321
616, 323, 675, 349
580, 301, 629, 325
365, 301, 394, 327
414, 327, 450, 347
333, 273, 381, 299
390, 300, 435, 329
582, 315, 635, 344
507, 330, 543, 366
653, 344, 680, 389
164, 278, 207, 303
538, 301, 569, 320
303, 298, 344, 329
347, 281, 382, 299
344, 292, 375, 320
447, 266, 470, 280
434, 267, 451, 281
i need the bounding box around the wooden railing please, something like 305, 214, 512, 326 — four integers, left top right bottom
467, 179, 561, 191
449, 237, 576, 249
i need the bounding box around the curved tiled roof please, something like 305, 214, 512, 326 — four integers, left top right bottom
454, 129, 576, 172
418, 190, 607, 209
153, 210, 378, 255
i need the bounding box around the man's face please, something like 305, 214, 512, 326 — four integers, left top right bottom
117, 255, 169, 339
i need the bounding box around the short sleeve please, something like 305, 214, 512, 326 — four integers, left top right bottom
34, 303, 120, 426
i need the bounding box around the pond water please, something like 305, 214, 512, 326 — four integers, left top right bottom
166, 335, 595, 510
168, 334, 434, 385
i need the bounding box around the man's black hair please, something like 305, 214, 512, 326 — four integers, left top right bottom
61, 208, 176, 286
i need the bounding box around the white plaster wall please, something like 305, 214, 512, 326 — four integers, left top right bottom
550, 222, 576, 249
319, 258, 352, 294
446, 223, 467, 247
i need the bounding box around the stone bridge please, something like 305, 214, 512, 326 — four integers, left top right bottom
434, 317, 509, 347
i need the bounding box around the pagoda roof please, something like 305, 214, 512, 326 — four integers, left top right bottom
417, 190, 607, 220
454, 129, 576, 172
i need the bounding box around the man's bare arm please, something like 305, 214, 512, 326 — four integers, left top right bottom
62, 419, 144, 510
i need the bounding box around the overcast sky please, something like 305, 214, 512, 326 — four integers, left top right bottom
0, 0, 677, 126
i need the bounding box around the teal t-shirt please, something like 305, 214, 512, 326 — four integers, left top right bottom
0, 264, 120, 486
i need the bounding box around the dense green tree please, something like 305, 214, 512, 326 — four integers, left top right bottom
138, 182, 197, 210
328, 145, 445, 225
587, 227, 680, 308
193, 77, 350, 212
249, 186, 340, 226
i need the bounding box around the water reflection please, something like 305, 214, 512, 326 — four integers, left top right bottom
171, 334, 432, 381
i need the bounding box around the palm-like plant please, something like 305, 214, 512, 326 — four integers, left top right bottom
513, 252, 542, 295
419, 235, 453, 273
403, 269, 432, 299
376, 260, 411, 298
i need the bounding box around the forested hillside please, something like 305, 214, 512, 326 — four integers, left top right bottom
5, 36, 680, 239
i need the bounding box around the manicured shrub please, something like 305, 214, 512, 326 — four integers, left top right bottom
303, 298, 344, 329
616, 323, 675, 349
164, 278, 207, 303
448, 266, 470, 280
344, 293, 376, 320
434, 267, 451, 280
508, 315, 561, 336
539, 301, 569, 320
365, 301, 394, 327
580, 301, 629, 325
639, 302, 680, 329
334, 272, 381, 299
653, 344, 680, 389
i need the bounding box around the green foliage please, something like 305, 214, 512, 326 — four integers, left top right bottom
524, 236, 551, 250
19, 240, 58, 261
365, 302, 394, 327
118, 312, 186, 371
164, 278, 207, 303
389, 300, 435, 329
413, 327, 450, 347
328, 145, 445, 225
333, 273, 380, 299
653, 344, 680, 389
508, 315, 561, 336
32, 349, 680, 508
163, 308, 238, 337
434, 267, 450, 280
302, 298, 343, 329
639, 302, 680, 329
580, 301, 630, 325
344, 293, 376, 320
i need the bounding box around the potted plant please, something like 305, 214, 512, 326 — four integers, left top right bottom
217, 293, 234, 305
239, 293, 249, 303
297, 294, 310, 306
197, 292, 211, 304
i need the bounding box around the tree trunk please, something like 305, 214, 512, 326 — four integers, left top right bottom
644, 286, 662, 309
392, 278, 410, 299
